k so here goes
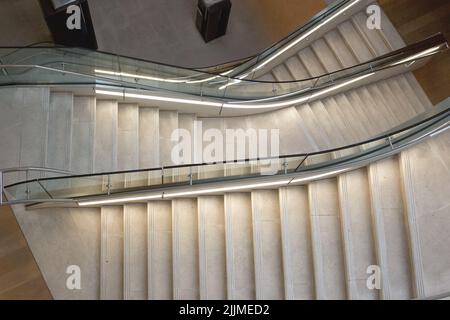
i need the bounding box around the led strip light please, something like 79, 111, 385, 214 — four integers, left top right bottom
78, 179, 291, 206
95, 72, 374, 110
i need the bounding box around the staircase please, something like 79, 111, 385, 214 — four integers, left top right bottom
1, 2, 449, 300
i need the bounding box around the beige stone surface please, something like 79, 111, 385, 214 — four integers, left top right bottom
251, 190, 284, 299
404, 132, 450, 297
224, 193, 255, 300
147, 201, 173, 300
198, 196, 227, 300
100, 206, 123, 300
279, 186, 315, 300
172, 198, 199, 300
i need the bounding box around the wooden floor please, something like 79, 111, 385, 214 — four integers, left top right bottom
379, 0, 450, 105
0, 205, 52, 300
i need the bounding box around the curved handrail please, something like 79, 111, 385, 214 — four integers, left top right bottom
0, 0, 354, 75
3, 33, 447, 85
2, 98, 449, 206
0, 167, 74, 175
1, 34, 447, 110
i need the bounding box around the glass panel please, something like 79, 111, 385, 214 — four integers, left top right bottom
283, 156, 309, 173
125, 171, 152, 189
163, 167, 192, 185
338, 146, 362, 158
5, 181, 49, 202
250, 158, 283, 177
40, 176, 106, 198
304, 153, 333, 166
224, 161, 254, 177
1, 81, 447, 204
148, 169, 163, 187
0, 34, 445, 101
195, 163, 225, 180
361, 139, 387, 151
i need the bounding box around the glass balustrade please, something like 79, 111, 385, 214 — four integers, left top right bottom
3, 99, 449, 205
0, 31, 447, 102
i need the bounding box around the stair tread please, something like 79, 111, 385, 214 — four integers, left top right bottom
368, 157, 415, 299
147, 201, 173, 299
324, 29, 359, 68
251, 190, 284, 300
308, 100, 347, 147
344, 90, 381, 136
311, 38, 342, 73
272, 63, 294, 82
321, 96, 360, 144
47, 92, 73, 171
338, 169, 379, 300
224, 193, 256, 300
72, 96, 96, 174
308, 179, 347, 300
298, 47, 327, 77
279, 186, 315, 300
123, 203, 147, 300
95, 100, 118, 173
355, 86, 397, 130
296, 104, 332, 150
332, 93, 372, 140
378, 80, 416, 122
100, 206, 124, 300
352, 11, 391, 56
198, 196, 227, 300
284, 55, 311, 79
338, 20, 375, 63
172, 198, 200, 300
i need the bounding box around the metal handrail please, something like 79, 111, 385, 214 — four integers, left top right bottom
4, 99, 448, 187
2, 99, 448, 206
1, 34, 447, 87
0, 167, 74, 175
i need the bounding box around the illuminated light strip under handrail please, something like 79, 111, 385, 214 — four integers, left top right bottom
95, 89, 223, 107
78, 194, 163, 206
95, 72, 374, 110
94, 68, 234, 85
163, 180, 291, 198
223, 73, 374, 109
76, 167, 384, 206
94, 69, 188, 83
389, 45, 445, 67
70, 168, 367, 205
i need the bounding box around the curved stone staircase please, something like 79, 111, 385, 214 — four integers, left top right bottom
1, 2, 449, 300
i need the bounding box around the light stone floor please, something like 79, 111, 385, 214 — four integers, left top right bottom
0, 0, 326, 67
